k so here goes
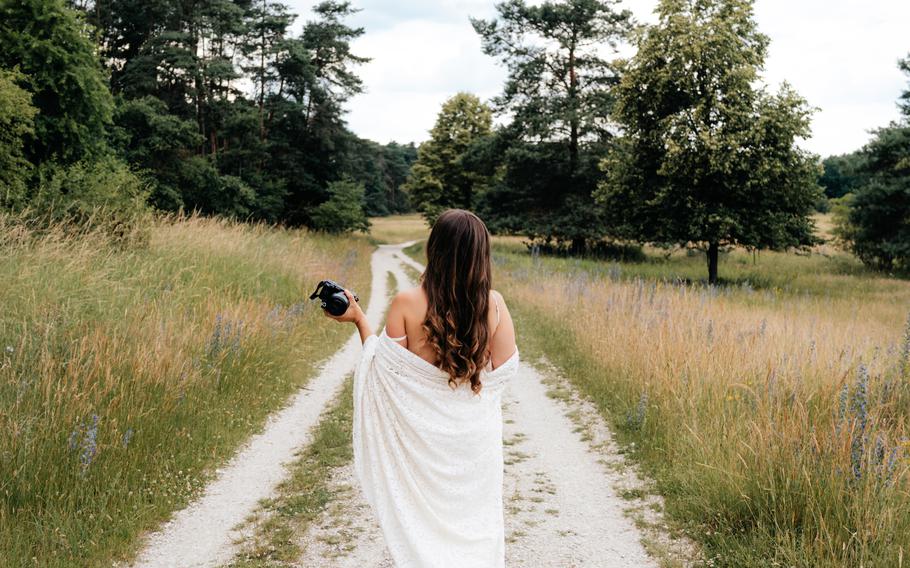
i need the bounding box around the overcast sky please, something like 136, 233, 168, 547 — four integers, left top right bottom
286, 0, 910, 157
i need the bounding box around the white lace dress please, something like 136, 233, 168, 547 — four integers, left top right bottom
352, 329, 520, 567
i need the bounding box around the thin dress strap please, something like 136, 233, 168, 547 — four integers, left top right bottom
385, 329, 407, 342
387, 293, 500, 344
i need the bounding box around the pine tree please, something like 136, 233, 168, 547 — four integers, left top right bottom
472, 0, 632, 251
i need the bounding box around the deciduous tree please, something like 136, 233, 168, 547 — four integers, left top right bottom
596, 0, 821, 283
403, 93, 493, 223
472, 0, 631, 251
0, 0, 113, 164
0, 69, 37, 209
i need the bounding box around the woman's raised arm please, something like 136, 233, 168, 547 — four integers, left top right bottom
323, 289, 373, 344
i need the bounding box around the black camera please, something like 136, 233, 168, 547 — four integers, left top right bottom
309, 280, 359, 316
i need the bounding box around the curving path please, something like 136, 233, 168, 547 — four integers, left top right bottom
288, 250, 662, 567
131, 242, 678, 568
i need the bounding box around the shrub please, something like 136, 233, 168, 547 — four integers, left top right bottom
309, 179, 370, 234
0, 68, 37, 209
28, 156, 151, 245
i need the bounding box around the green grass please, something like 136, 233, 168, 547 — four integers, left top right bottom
497, 242, 910, 567
367, 214, 430, 244
491, 238, 904, 300
0, 215, 373, 567
228, 376, 356, 566
402, 240, 425, 264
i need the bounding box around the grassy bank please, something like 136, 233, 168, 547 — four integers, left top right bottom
368, 214, 429, 244
0, 215, 372, 567
496, 248, 910, 567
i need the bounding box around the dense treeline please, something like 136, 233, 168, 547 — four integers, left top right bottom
0, 0, 415, 232
403, 0, 910, 281
405, 0, 823, 282
2, 0, 907, 275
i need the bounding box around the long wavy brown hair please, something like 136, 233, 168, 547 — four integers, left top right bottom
421, 209, 492, 394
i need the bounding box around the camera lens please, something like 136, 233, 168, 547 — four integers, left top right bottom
326, 292, 349, 316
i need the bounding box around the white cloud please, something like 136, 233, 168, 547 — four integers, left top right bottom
343, 18, 506, 142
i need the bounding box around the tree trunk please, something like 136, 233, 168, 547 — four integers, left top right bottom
707, 242, 719, 285
568, 38, 579, 172
570, 237, 585, 256
258, 0, 266, 142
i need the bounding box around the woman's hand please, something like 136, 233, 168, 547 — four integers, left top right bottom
323, 289, 365, 324
323, 289, 373, 344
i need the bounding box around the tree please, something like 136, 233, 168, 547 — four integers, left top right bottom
268, 0, 369, 226
820, 152, 868, 199
403, 93, 493, 223
110, 96, 204, 211
595, 0, 822, 284
0, 0, 113, 165
839, 55, 910, 271
342, 137, 418, 216
240, 0, 294, 142
309, 179, 369, 233
472, 0, 631, 251
0, 69, 37, 209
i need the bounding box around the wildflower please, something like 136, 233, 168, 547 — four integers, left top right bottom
122, 428, 134, 449
625, 392, 648, 431
850, 364, 869, 480
74, 414, 100, 475
4, 345, 12, 354
900, 311, 910, 377
836, 382, 849, 428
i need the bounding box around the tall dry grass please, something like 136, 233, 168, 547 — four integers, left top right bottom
367, 213, 430, 244
497, 249, 910, 567
0, 214, 372, 567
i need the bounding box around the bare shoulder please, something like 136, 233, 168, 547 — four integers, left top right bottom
491, 289, 509, 310
392, 286, 424, 304
390, 286, 426, 315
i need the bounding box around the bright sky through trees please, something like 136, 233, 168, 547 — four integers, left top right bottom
286, 0, 910, 157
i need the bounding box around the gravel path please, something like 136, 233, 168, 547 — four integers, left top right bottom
131, 242, 688, 568
129, 242, 414, 568
289, 253, 679, 567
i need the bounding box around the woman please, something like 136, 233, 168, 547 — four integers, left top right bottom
326, 208, 519, 567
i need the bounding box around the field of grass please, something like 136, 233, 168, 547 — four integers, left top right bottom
7, 209, 906, 567
367, 213, 429, 244
0, 215, 372, 567
496, 251, 910, 566
390, 214, 910, 566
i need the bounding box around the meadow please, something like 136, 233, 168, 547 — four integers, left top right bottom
4, 210, 908, 567
0, 215, 372, 567
402, 218, 910, 567
506, 259, 908, 565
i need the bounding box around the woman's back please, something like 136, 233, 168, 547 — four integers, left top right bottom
383, 286, 516, 373
333, 209, 519, 567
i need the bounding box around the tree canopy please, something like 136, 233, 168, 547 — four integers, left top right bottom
595, 0, 822, 283
0, 0, 112, 165
472, 0, 632, 251
0, 69, 37, 208
838, 55, 910, 272
404, 93, 493, 224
